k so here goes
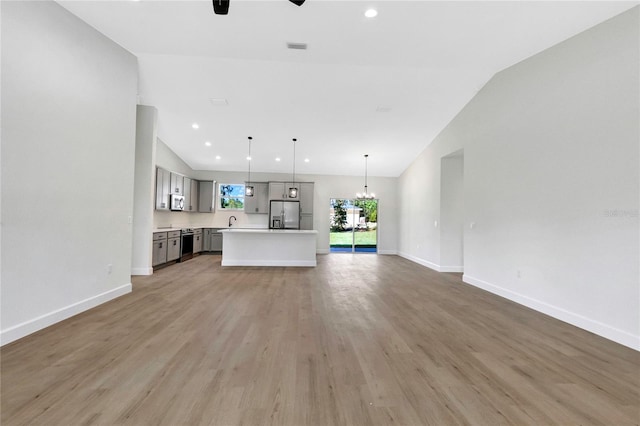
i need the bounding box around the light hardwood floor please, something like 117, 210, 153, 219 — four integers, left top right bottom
2, 254, 639, 425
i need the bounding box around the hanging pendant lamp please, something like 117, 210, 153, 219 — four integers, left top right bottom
245, 136, 254, 197
356, 154, 375, 200
288, 138, 298, 198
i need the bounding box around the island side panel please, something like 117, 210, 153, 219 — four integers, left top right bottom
220, 231, 317, 267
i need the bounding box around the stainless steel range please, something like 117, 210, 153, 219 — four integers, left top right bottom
180, 228, 194, 262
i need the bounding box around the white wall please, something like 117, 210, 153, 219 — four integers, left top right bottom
398, 7, 639, 349
1, 1, 138, 345
153, 142, 398, 254
131, 106, 158, 276
440, 152, 464, 272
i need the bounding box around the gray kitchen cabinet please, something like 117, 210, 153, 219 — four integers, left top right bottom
203, 229, 212, 251
189, 179, 198, 212
183, 177, 199, 212
170, 172, 184, 195
299, 182, 314, 214
183, 177, 192, 211
202, 228, 222, 252
167, 236, 181, 261
244, 182, 269, 214
268, 181, 306, 200
152, 232, 168, 266
193, 229, 203, 253
155, 167, 171, 210
268, 182, 285, 200
300, 214, 313, 231
210, 230, 223, 252
198, 181, 216, 213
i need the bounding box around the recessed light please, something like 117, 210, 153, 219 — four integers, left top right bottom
304, 158, 310, 163
192, 123, 199, 129
209, 98, 229, 107
215, 155, 221, 160
364, 9, 378, 18
204, 141, 211, 147
275, 157, 281, 162
246, 156, 252, 161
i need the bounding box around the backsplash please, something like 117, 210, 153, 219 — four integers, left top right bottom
154, 210, 269, 229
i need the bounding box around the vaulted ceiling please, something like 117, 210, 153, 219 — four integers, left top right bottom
58, 0, 635, 177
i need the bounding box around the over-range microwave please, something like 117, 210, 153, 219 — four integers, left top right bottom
170, 194, 185, 211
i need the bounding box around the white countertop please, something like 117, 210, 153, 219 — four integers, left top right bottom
153, 227, 182, 233
219, 228, 317, 234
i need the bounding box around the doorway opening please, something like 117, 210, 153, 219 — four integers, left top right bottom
329, 198, 378, 253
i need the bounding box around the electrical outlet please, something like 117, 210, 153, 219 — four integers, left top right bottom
127, 216, 132, 224
107, 264, 113, 274
517, 270, 521, 279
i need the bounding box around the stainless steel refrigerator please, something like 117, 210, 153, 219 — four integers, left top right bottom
269, 200, 300, 229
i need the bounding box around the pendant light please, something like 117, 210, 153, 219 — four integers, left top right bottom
356, 154, 375, 200
245, 136, 254, 197
288, 138, 298, 198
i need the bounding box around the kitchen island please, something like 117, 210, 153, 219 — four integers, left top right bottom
219, 229, 318, 267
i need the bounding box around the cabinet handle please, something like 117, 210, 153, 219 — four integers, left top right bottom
159, 242, 163, 248
173, 240, 177, 246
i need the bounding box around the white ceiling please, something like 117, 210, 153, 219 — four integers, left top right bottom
58, 0, 636, 177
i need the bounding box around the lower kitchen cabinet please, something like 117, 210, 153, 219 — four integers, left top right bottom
193, 229, 203, 253
152, 232, 168, 266
203, 228, 223, 252
210, 231, 223, 252
152, 240, 167, 266
167, 237, 181, 261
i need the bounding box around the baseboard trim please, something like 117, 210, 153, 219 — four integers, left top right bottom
1, 284, 132, 346
131, 267, 153, 276
440, 265, 464, 273
463, 274, 640, 351
377, 250, 397, 255
221, 260, 316, 267
316, 249, 330, 254
398, 252, 441, 272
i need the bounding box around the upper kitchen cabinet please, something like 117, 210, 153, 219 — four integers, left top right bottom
183, 177, 199, 212
269, 181, 302, 200
268, 182, 286, 200
244, 182, 269, 214
198, 181, 216, 213
170, 172, 184, 195
155, 167, 171, 210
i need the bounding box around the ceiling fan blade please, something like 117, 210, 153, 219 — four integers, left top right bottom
212, 0, 230, 15
289, 0, 305, 6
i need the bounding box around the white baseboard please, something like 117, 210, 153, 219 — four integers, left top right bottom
221, 260, 316, 267
398, 252, 442, 272
1, 284, 132, 346
440, 265, 464, 273
463, 275, 640, 351
377, 250, 398, 255
131, 267, 153, 276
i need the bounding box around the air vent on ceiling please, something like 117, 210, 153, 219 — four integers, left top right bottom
287, 42, 308, 50
376, 106, 392, 113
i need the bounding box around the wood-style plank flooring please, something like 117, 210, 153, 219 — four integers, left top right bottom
2, 254, 639, 425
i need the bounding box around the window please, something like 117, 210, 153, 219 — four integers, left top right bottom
218, 183, 245, 210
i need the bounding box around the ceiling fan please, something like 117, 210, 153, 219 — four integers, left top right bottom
213, 0, 305, 15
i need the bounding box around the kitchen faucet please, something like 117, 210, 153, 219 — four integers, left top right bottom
228, 216, 237, 227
